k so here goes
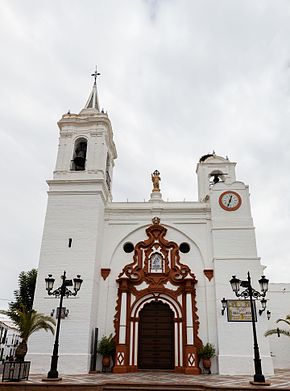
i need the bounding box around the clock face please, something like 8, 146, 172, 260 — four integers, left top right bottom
219, 191, 242, 211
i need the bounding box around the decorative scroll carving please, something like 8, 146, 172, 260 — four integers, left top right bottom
113, 218, 201, 374
118, 217, 196, 287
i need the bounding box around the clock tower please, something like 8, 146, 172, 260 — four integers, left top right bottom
197, 153, 272, 375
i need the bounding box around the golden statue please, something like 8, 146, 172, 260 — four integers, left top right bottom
151, 170, 161, 192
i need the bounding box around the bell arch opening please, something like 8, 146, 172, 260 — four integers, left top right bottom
71, 137, 87, 171
209, 170, 225, 186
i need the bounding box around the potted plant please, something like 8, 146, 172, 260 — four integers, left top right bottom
198, 343, 216, 372
97, 334, 115, 368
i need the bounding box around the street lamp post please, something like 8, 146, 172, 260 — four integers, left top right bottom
45, 271, 83, 379
229, 271, 269, 384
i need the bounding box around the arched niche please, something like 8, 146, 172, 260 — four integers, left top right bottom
71, 137, 87, 171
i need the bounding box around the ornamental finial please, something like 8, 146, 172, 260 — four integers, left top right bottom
152, 217, 160, 225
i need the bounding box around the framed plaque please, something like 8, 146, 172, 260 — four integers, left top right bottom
227, 299, 256, 322
149, 253, 164, 273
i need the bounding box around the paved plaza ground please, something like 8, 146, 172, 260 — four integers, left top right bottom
1, 369, 290, 390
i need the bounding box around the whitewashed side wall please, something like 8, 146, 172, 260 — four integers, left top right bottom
210, 181, 274, 375
267, 283, 290, 369
28, 189, 105, 374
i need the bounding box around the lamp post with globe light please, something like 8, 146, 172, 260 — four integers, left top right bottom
229, 272, 269, 384
45, 271, 83, 379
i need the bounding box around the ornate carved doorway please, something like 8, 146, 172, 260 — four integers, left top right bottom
113, 218, 201, 374
138, 301, 174, 370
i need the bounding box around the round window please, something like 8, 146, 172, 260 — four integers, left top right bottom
123, 242, 134, 253
179, 242, 190, 253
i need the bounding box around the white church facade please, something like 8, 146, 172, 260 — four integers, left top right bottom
28, 76, 289, 376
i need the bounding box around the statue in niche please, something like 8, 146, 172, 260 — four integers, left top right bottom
150, 253, 163, 273
151, 170, 161, 192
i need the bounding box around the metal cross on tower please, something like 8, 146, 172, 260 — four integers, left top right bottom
91, 66, 100, 85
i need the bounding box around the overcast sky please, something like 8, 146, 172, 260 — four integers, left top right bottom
1, 0, 290, 308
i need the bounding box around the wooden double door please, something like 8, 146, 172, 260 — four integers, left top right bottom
138, 301, 174, 370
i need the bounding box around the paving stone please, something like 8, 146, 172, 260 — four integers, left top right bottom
1, 369, 290, 390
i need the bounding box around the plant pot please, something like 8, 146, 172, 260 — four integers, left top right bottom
202, 358, 211, 369
102, 355, 111, 368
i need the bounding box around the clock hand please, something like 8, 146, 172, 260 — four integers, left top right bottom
227, 196, 232, 207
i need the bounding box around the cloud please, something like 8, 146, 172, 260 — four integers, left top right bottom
0, 0, 290, 307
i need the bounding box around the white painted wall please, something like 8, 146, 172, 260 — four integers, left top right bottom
30, 98, 286, 377
28, 188, 106, 374
266, 283, 290, 369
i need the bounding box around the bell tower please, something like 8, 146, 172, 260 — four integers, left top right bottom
196, 152, 236, 202
29, 70, 117, 374
196, 152, 273, 376
53, 68, 117, 199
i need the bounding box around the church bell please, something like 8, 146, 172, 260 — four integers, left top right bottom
73, 152, 86, 167
73, 142, 87, 169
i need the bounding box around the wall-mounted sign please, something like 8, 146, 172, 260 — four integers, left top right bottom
227, 299, 256, 322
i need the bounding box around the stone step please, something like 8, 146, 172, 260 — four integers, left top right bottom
102, 385, 204, 391
0, 385, 203, 391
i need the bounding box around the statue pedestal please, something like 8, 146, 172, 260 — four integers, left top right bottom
149, 192, 163, 202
